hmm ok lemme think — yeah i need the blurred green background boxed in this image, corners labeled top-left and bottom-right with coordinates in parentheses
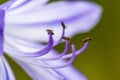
top-left (1, 0), bottom-right (120, 80)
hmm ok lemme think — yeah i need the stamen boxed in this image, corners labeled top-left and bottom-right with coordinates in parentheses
top-left (5, 18), bottom-right (91, 69)
top-left (38, 37), bottom-right (91, 60)
top-left (61, 21), bottom-right (67, 29)
top-left (60, 37), bottom-right (91, 59)
top-left (83, 37), bottom-right (92, 43)
top-left (62, 36), bottom-right (70, 41)
top-left (21, 43), bottom-right (76, 69)
top-left (40, 39), bottom-right (69, 60)
top-left (46, 29), bottom-right (54, 35)
top-left (32, 31), bottom-right (54, 57)
top-left (53, 22), bottom-right (66, 46)
top-left (5, 30), bottom-right (54, 57)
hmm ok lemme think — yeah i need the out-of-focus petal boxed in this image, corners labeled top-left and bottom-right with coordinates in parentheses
top-left (55, 66), bottom-right (87, 80)
top-left (6, 55), bottom-right (64, 80)
top-left (0, 57), bottom-right (15, 80)
top-left (6, 0), bottom-right (49, 14)
top-left (0, 9), bottom-right (4, 55)
top-left (0, 0), bottom-right (16, 10)
top-left (5, 1), bottom-right (102, 42)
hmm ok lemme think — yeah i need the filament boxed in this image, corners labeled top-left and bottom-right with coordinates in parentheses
top-left (41, 40), bottom-right (69, 60)
top-left (5, 30), bottom-right (54, 57)
top-left (53, 22), bottom-right (66, 46)
top-left (61, 42), bottom-right (88, 59)
top-left (17, 44), bottom-right (76, 69)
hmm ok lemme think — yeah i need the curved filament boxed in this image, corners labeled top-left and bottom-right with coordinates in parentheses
top-left (38, 41), bottom-right (89, 60)
top-left (24, 44), bottom-right (76, 69)
top-left (41, 40), bottom-right (69, 60)
top-left (5, 32), bottom-right (54, 57)
top-left (53, 22), bottom-right (66, 46)
top-left (61, 42), bottom-right (88, 59)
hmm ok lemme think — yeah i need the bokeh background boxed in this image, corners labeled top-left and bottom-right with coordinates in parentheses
top-left (1, 0), bottom-right (120, 80)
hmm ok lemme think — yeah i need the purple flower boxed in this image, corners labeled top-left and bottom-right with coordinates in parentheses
top-left (0, 0), bottom-right (102, 80)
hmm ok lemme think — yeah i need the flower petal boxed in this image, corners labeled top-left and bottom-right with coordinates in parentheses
top-left (0, 9), bottom-right (4, 55)
top-left (5, 1), bottom-right (102, 42)
top-left (6, 55), bottom-right (64, 80)
top-left (6, 0), bottom-right (49, 14)
top-left (5, 33), bottom-right (43, 52)
top-left (0, 0), bottom-right (16, 10)
top-left (0, 56), bottom-right (15, 80)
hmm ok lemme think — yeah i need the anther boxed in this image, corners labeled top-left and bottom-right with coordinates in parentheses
top-left (62, 36), bottom-right (70, 41)
top-left (62, 36), bottom-right (73, 45)
top-left (83, 37), bottom-right (92, 43)
top-left (46, 29), bottom-right (54, 35)
top-left (61, 21), bottom-right (67, 30)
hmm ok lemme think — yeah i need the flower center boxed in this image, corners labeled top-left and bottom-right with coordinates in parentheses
top-left (5, 22), bottom-right (91, 69)
top-left (0, 9), bottom-right (4, 56)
